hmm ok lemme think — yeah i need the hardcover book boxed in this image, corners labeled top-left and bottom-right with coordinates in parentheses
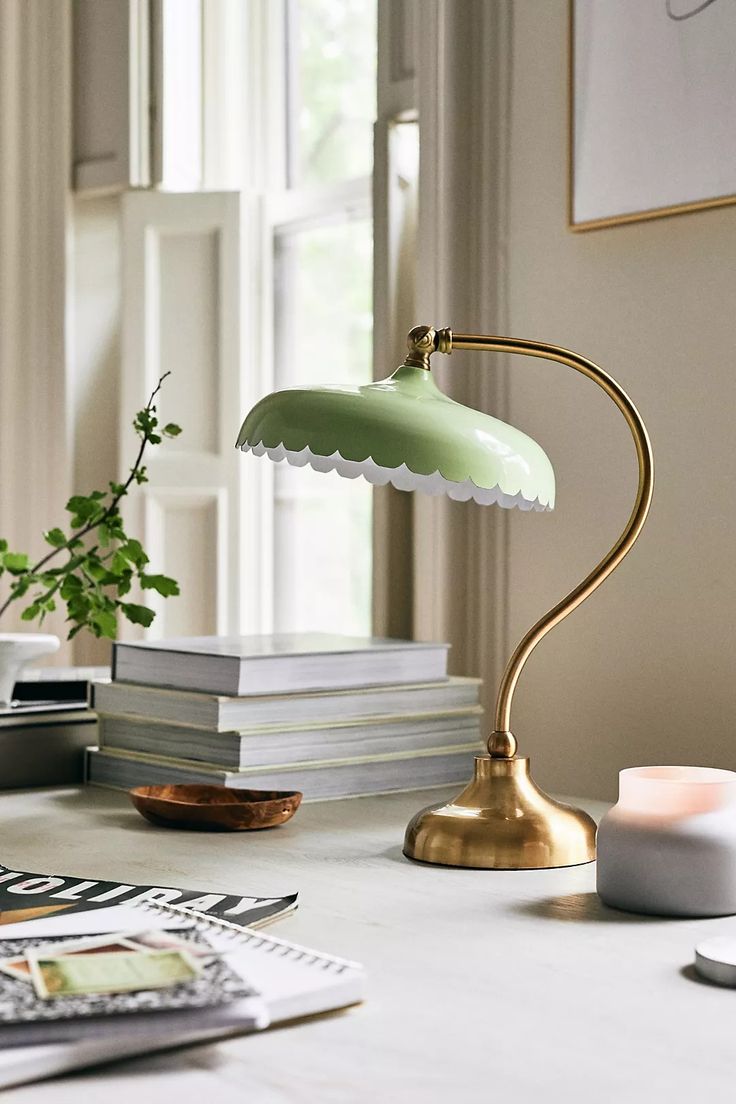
top-left (86, 743), bottom-right (480, 800)
top-left (112, 633), bottom-right (450, 696)
top-left (93, 675), bottom-right (480, 732)
top-left (97, 710), bottom-right (483, 768)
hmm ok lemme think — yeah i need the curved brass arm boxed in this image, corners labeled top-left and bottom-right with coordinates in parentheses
top-left (434, 328), bottom-right (654, 757)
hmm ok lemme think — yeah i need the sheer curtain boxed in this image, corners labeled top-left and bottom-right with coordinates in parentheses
top-left (0, 0), bottom-right (72, 656)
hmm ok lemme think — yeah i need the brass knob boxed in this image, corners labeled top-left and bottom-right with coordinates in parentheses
top-left (487, 730), bottom-right (518, 758)
top-left (407, 325), bottom-right (436, 355)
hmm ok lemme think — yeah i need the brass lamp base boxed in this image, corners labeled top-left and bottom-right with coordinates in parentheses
top-left (403, 756), bottom-right (596, 869)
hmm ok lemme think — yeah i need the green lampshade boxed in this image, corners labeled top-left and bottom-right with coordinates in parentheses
top-left (236, 363), bottom-right (554, 511)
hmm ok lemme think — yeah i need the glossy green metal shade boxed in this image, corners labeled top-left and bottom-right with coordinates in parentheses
top-left (236, 364), bottom-right (555, 511)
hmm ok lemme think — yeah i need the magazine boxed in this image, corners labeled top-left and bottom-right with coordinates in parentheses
top-left (0, 863), bottom-right (297, 940)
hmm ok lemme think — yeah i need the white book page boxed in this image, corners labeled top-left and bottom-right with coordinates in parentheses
top-left (208, 929), bottom-right (365, 1022)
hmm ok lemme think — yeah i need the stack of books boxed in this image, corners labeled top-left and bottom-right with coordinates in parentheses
top-left (0, 861), bottom-right (361, 1089)
top-left (86, 634), bottom-right (483, 800)
top-left (0, 667), bottom-right (106, 789)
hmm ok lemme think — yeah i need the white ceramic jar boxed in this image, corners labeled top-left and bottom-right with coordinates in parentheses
top-left (597, 766), bottom-right (736, 918)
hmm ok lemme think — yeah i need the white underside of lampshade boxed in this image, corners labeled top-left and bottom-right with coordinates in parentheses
top-left (240, 441), bottom-right (552, 511)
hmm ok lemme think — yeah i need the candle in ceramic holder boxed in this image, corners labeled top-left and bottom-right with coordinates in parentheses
top-left (597, 766), bottom-right (736, 917)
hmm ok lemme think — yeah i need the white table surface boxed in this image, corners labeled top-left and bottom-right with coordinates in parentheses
top-left (0, 784), bottom-right (734, 1104)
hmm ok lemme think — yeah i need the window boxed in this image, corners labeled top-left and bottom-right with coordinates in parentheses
top-left (265, 0), bottom-right (377, 636)
top-left (74, 0), bottom-right (381, 647)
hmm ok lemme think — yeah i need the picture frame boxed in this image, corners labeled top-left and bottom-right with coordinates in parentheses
top-left (569, 0), bottom-right (736, 231)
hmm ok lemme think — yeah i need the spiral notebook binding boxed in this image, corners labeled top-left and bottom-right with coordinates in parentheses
top-left (134, 898), bottom-right (360, 975)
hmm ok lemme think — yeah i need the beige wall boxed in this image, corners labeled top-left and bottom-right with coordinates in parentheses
top-left (501, 1), bottom-right (736, 800)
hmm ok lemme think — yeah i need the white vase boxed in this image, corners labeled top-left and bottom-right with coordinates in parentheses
top-left (0, 634), bottom-right (61, 707)
top-left (597, 765), bottom-right (736, 918)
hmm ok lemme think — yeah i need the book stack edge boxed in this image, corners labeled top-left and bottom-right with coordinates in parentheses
top-left (86, 634), bottom-right (483, 800)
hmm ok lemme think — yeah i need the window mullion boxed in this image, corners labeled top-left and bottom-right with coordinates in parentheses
top-left (266, 175), bottom-right (372, 233)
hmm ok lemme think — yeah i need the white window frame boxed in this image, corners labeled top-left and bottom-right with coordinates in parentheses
top-left (238, 0), bottom-right (375, 634)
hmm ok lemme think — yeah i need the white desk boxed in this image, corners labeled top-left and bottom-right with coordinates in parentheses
top-left (0, 785), bottom-right (733, 1103)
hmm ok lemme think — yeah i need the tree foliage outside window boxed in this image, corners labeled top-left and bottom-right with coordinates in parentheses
top-left (287, 0), bottom-right (377, 186)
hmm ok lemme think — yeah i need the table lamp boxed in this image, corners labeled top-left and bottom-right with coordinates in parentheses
top-left (236, 325), bottom-right (654, 869)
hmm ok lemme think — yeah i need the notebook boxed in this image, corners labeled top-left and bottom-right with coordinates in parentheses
top-left (0, 924), bottom-right (264, 1046)
top-left (0, 899), bottom-right (365, 1090)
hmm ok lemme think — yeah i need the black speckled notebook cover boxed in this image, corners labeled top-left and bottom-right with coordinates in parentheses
top-left (0, 927), bottom-right (254, 1025)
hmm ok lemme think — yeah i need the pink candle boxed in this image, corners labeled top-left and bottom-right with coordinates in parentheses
top-left (617, 765), bottom-right (736, 817)
top-left (597, 765), bottom-right (736, 917)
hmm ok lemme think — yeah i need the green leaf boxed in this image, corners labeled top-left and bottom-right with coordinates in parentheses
top-left (4, 552), bottom-right (29, 575)
top-left (43, 528), bottom-right (67, 548)
top-left (133, 410), bottom-right (158, 436)
top-left (111, 552), bottom-right (130, 575)
top-left (20, 604), bottom-right (40, 622)
top-left (90, 608), bottom-right (118, 638)
top-left (85, 559), bottom-right (108, 582)
top-left (97, 570), bottom-right (123, 587)
top-left (121, 602), bottom-right (155, 628)
top-left (65, 495), bottom-right (98, 521)
top-left (109, 481), bottom-right (125, 497)
top-left (0, 539), bottom-right (7, 553)
top-left (105, 522), bottom-right (126, 542)
top-left (40, 570), bottom-right (64, 583)
top-left (140, 573), bottom-right (180, 597)
top-left (118, 539), bottom-right (148, 568)
top-left (67, 595), bottom-right (91, 620)
top-left (60, 574), bottom-right (83, 599)
top-left (163, 423), bottom-right (182, 437)
top-left (97, 523), bottom-right (112, 546)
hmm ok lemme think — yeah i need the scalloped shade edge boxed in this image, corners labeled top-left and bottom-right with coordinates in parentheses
top-left (240, 441), bottom-right (552, 512)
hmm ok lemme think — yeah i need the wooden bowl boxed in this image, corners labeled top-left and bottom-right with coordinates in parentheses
top-left (129, 784), bottom-right (302, 831)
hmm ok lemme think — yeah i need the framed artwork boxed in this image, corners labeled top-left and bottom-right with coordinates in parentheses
top-left (570, 0), bottom-right (736, 230)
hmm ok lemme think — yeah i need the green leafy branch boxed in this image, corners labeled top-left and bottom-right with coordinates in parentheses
top-left (0, 374), bottom-right (182, 640)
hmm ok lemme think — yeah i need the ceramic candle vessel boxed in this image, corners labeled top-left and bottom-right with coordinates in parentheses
top-left (0, 634), bottom-right (60, 707)
top-left (597, 766), bottom-right (736, 917)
